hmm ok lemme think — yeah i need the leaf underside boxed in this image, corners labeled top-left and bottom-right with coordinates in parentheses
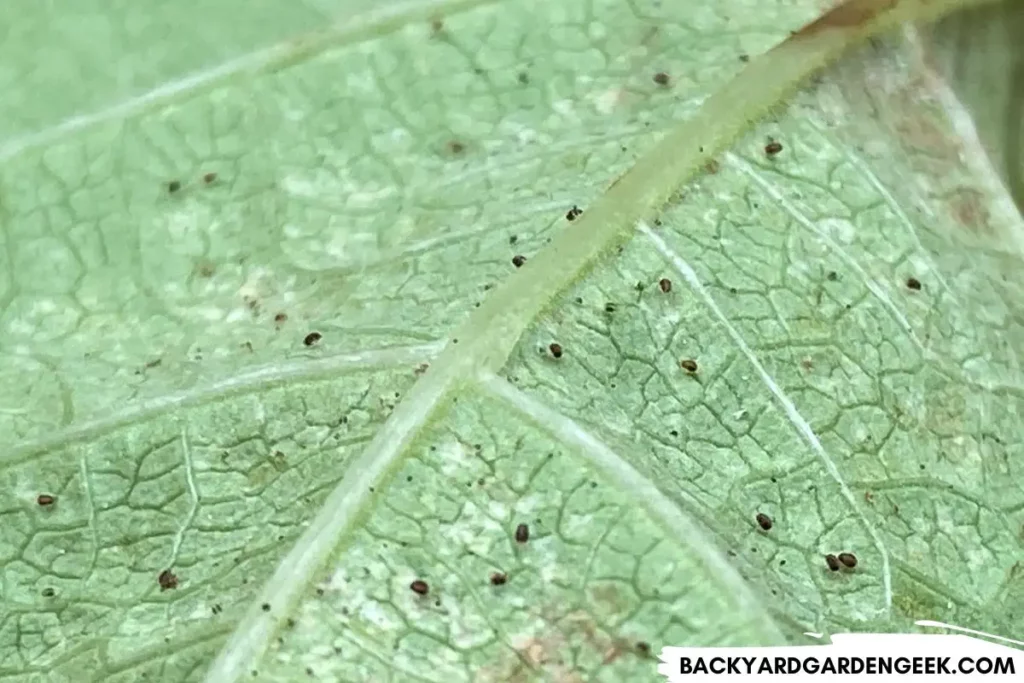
top-left (1, 0), bottom-right (1023, 682)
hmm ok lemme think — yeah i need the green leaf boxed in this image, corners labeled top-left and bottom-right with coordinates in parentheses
top-left (2, 0), bottom-right (1021, 681)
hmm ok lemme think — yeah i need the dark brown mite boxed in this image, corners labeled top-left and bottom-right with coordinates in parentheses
top-left (604, 302), bottom-right (616, 313)
top-left (653, 72), bottom-right (670, 86)
top-left (515, 523), bottom-right (529, 543)
top-left (659, 278), bottom-right (672, 293)
top-left (566, 205), bottom-right (583, 221)
top-left (490, 572), bottom-right (508, 585)
top-left (202, 172), bottom-right (217, 184)
top-left (906, 277), bottom-right (921, 291)
top-left (756, 513), bottom-right (772, 531)
top-left (764, 141), bottom-right (783, 157)
top-left (636, 641), bottom-right (652, 656)
top-left (549, 343), bottom-right (563, 358)
top-left (680, 359), bottom-right (698, 373)
top-left (158, 569), bottom-right (179, 591)
top-left (512, 255), bottom-right (526, 268)
top-left (838, 552), bottom-right (857, 568)
top-left (303, 331), bottom-right (322, 347)
top-left (274, 312), bottom-right (287, 324)
top-left (410, 579), bottom-right (429, 595)
top-left (261, 602), bottom-right (271, 611)
top-left (41, 587), bottom-right (56, 598)
top-left (825, 554), bottom-right (840, 571)
top-left (168, 180), bottom-right (181, 193)
top-left (37, 494), bottom-right (55, 507)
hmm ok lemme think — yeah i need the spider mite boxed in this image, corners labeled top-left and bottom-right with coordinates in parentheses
top-left (158, 569), bottom-right (179, 591)
top-left (652, 72), bottom-right (670, 86)
top-left (825, 554), bottom-right (840, 571)
top-left (659, 278), bottom-right (672, 293)
top-left (755, 513), bottom-right (772, 531)
top-left (512, 255), bottom-right (526, 268)
top-left (490, 572), bottom-right (508, 585)
top-left (548, 343), bottom-right (563, 358)
top-left (303, 331), bottom-right (322, 346)
top-left (764, 140), bottom-right (783, 157)
top-left (566, 205), bottom-right (583, 221)
top-left (838, 552), bottom-right (857, 568)
top-left (515, 523), bottom-right (529, 543)
top-left (410, 579), bottom-right (429, 595)
top-left (37, 494), bottom-right (56, 507)
top-left (680, 359), bottom-right (698, 373)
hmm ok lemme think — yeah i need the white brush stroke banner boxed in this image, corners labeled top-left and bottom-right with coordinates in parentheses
top-left (659, 623), bottom-right (1023, 682)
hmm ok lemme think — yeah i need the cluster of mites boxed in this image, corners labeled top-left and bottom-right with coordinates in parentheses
top-left (756, 513), bottom-right (857, 571)
top-left (411, 522), bottom-right (528, 595)
top-left (166, 172), bottom-right (217, 193)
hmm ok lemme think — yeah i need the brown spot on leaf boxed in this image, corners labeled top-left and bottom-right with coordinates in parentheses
top-left (949, 188), bottom-right (991, 235)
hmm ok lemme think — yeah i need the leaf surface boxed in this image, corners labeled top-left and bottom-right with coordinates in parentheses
top-left (2, 0), bottom-right (1022, 682)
